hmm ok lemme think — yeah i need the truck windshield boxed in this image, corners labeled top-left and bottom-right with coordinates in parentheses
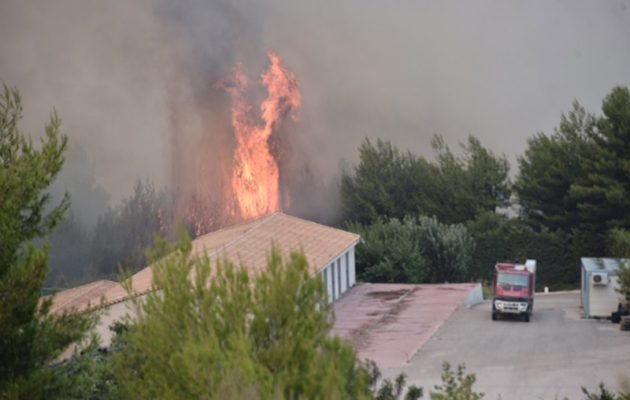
top-left (497, 273), bottom-right (529, 289)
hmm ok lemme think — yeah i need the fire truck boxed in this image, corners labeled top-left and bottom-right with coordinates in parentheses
top-left (491, 260), bottom-right (536, 322)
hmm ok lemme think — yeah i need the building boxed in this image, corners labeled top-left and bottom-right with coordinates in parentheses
top-left (581, 257), bottom-right (628, 318)
top-left (51, 212), bottom-right (360, 345)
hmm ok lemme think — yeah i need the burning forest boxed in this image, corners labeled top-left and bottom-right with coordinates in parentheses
top-left (175, 52), bottom-right (301, 236)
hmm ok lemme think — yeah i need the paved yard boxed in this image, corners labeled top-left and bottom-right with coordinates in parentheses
top-left (383, 292), bottom-right (630, 400)
top-left (331, 283), bottom-right (480, 368)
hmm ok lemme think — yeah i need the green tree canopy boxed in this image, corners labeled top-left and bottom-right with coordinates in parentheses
top-left (570, 86), bottom-right (630, 232)
top-left (0, 84), bottom-right (93, 398)
top-left (515, 101), bottom-right (594, 231)
top-left (350, 216), bottom-right (475, 284)
top-left (515, 86), bottom-right (630, 257)
top-left (341, 135), bottom-right (509, 226)
top-left (113, 236), bottom-right (373, 399)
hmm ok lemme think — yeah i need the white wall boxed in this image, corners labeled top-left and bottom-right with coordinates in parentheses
top-left (589, 275), bottom-right (622, 317)
top-left (93, 246), bottom-right (358, 349)
top-left (320, 245), bottom-right (357, 304)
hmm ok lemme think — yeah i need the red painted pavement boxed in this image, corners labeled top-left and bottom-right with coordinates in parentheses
top-left (331, 283), bottom-right (478, 368)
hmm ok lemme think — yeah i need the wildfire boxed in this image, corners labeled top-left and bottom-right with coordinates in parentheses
top-left (220, 52), bottom-right (301, 220)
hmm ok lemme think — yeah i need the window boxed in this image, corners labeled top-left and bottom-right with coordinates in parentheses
top-left (497, 273), bottom-right (529, 289)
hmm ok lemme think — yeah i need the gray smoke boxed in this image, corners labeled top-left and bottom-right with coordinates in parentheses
top-left (1, 0), bottom-right (629, 224)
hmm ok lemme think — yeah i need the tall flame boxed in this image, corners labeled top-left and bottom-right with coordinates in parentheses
top-left (221, 52), bottom-right (301, 220)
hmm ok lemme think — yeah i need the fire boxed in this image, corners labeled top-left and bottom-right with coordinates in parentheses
top-left (220, 52), bottom-right (301, 220)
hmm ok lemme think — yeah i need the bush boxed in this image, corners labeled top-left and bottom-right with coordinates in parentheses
top-left (365, 360), bottom-right (423, 400)
top-left (430, 362), bottom-right (483, 400)
top-left (113, 235), bottom-right (373, 399)
top-left (350, 216), bottom-right (475, 284)
top-left (581, 383), bottom-right (630, 400)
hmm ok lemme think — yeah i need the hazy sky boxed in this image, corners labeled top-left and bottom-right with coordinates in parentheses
top-left (1, 0), bottom-right (629, 203)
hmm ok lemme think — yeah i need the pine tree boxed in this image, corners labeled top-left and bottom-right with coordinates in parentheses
top-left (0, 83), bottom-right (94, 398)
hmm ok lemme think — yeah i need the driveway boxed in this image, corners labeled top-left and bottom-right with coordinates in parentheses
top-left (383, 292), bottom-right (630, 400)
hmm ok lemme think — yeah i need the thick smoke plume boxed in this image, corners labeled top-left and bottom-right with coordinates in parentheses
top-left (1, 0), bottom-right (629, 228)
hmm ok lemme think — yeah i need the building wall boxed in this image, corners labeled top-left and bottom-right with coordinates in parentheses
top-left (320, 246), bottom-right (357, 303)
top-left (589, 275), bottom-right (621, 317)
top-left (582, 270), bottom-right (622, 317)
top-left (90, 246), bottom-right (358, 350)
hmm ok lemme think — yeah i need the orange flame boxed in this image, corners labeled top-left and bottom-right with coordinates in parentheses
top-left (221, 52), bottom-right (301, 220)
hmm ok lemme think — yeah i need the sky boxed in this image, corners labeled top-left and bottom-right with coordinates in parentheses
top-left (1, 0), bottom-right (629, 212)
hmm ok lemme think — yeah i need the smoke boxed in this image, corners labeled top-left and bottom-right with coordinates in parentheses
top-left (1, 0), bottom-right (629, 226)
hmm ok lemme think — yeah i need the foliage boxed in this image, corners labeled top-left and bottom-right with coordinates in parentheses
top-left (349, 218), bottom-right (427, 283)
top-left (46, 212), bottom-right (92, 290)
top-left (431, 135), bottom-right (511, 224)
top-left (350, 216), bottom-right (475, 284)
top-left (581, 383), bottom-right (630, 400)
top-left (466, 212), bottom-right (577, 289)
top-left (608, 229), bottom-right (630, 258)
top-left (570, 87), bottom-right (630, 233)
top-left (615, 262), bottom-right (630, 307)
top-left (429, 362), bottom-right (483, 400)
top-left (45, 323), bottom-right (129, 400)
top-left (341, 135), bottom-right (509, 226)
top-left (365, 360), bottom-right (423, 400)
top-left (45, 179), bottom-right (175, 288)
top-left (515, 101), bottom-right (594, 231)
top-left (0, 83), bottom-right (94, 398)
top-left (340, 138), bottom-right (431, 224)
top-left (516, 86), bottom-right (630, 259)
top-left (607, 228), bottom-right (630, 306)
top-left (113, 234), bottom-right (373, 399)
top-left (90, 180), bottom-right (172, 279)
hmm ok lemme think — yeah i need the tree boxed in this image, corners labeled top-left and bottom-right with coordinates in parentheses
top-left (0, 84), bottom-right (94, 397)
top-left (340, 138), bottom-right (434, 224)
top-left (46, 212), bottom-right (92, 289)
top-left (466, 212), bottom-right (576, 289)
top-left (90, 180), bottom-right (172, 279)
top-left (570, 87), bottom-right (630, 232)
top-left (516, 87), bottom-right (630, 260)
top-left (431, 135), bottom-right (510, 224)
top-left (113, 235), bottom-right (373, 399)
top-left (350, 216), bottom-right (475, 284)
top-left (341, 135), bottom-right (509, 226)
top-left (581, 383), bottom-right (630, 400)
top-left (608, 228), bottom-right (630, 258)
top-left (515, 101), bottom-right (594, 231)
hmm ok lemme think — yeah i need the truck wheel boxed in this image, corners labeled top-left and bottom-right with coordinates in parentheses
top-left (612, 311), bottom-right (621, 324)
top-left (492, 312), bottom-right (498, 321)
top-left (523, 314), bottom-right (530, 322)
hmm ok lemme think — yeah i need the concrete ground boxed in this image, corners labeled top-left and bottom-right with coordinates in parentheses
top-left (383, 292), bottom-right (630, 400)
top-left (331, 283), bottom-right (480, 368)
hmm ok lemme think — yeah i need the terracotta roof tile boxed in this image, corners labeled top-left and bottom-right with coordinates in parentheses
top-left (49, 280), bottom-right (120, 314)
top-left (52, 213), bottom-right (359, 314)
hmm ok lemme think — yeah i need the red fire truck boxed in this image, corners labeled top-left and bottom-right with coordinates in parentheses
top-left (491, 260), bottom-right (536, 322)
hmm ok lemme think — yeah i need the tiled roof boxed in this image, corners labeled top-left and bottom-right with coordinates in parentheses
top-left (48, 280), bottom-right (119, 314)
top-left (51, 213), bottom-right (359, 314)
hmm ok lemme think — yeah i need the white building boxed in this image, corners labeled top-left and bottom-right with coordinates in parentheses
top-left (581, 257), bottom-right (628, 318)
top-left (51, 212), bottom-right (360, 345)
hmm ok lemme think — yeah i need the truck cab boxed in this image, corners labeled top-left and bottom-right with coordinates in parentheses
top-left (492, 260), bottom-right (536, 322)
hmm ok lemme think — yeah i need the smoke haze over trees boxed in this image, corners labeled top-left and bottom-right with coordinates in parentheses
top-left (1, 1), bottom-right (629, 216)
top-left (1, 1), bottom-right (629, 287)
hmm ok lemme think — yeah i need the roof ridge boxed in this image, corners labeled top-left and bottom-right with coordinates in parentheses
top-left (278, 212), bottom-right (360, 239)
top-left (195, 212), bottom-right (280, 259)
top-left (52, 280), bottom-right (118, 311)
